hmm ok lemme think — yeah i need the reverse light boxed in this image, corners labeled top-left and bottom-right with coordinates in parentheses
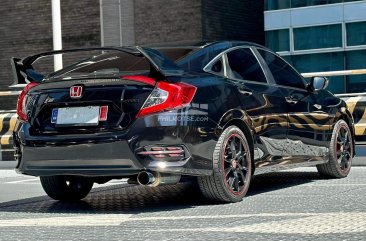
top-left (17, 82), bottom-right (39, 121)
top-left (137, 81), bottom-right (196, 118)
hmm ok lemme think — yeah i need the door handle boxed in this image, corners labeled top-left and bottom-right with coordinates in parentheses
top-left (238, 86), bottom-right (253, 96)
top-left (285, 96), bottom-right (298, 105)
top-left (313, 104), bottom-right (322, 110)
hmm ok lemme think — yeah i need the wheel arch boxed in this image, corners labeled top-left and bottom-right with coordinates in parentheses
top-left (218, 110), bottom-right (256, 173)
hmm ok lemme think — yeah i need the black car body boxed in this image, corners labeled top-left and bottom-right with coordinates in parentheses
top-left (12, 41), bottom-right (355, 203)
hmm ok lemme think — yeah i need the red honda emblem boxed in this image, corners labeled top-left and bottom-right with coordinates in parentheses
top-left (70, 85), bottom-right (83, 98)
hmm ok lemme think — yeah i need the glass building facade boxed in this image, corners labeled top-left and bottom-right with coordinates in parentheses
top-left (265, 0), bottom-right (366, 94)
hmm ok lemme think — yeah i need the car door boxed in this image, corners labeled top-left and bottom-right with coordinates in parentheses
top-left (256, 49), bottom-right (334, 162)
top-left (221, 47), bottom-right (289, 168)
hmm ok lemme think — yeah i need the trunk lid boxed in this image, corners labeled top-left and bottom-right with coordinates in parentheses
top-left (12, 47), bottom-right (185, 135)
top-left (27, 76), bottom-right (155, 135)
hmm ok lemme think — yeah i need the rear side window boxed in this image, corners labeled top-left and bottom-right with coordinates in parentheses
top-left (211, 59), bottom-right (224, 74)
top-left (177, 43), bottom-right (230, 72)
top-left (258, 49), bottom-right (305, 89)
top-left (226, 48), bottom-right (267, 83)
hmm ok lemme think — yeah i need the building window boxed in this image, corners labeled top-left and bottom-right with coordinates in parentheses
top-left (293, 24), bottom-right (342, 50)
top-left (291, 0), bottom-right (342, 8)
top-left (346, 50), bottom-right (366, 93)
top-left (266, 29), bottom-right (290, 52)
top-left (343, 0), bottom-right (364, 2)
top-left (286, 52), bottom-right (345, 93)
top-left (266, 0), bottom-right (363, 11)
top-left (346, 21), bottom-right (366, 47)
top-left (265, 0), bottom-right (290, 10)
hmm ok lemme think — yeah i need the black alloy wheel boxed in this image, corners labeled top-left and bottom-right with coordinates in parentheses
top-left (222, 133), bottom-right (250, 195)
top-left (317, 120), bottom-right (353, 178)
top-left (335, 124), bottom-right (352, 173)
top-left (198, 125), bottom-right (252, 203)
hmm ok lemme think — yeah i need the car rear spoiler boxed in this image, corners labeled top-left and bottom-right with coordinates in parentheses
top-left (10, 46), bottom-right (184, 87)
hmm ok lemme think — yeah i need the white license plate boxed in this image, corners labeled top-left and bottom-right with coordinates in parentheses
top-left (51, 106), bottom-right (100, 126)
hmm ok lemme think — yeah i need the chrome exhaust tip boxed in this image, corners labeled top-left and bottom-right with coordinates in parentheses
top-left (137, 171), bottom-right (156, 185)
top-left (137, 171), bottom-right (181, 186)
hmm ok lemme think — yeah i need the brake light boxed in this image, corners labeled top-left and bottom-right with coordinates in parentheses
top-left (121, 75), bottom-right (156, 86)
top-left (137, 82), bottom-right (196, 118)
top-left (16, 82), bottom-right (39, 121)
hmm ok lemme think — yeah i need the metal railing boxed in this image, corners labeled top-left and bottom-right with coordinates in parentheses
top-left (302, 69), bottom-right (366, 78)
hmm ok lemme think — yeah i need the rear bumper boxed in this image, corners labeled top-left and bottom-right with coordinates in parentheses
top-left (16, 140), bottom-right (143, 176)
top-left (14, 113), bottom-right (218, 177)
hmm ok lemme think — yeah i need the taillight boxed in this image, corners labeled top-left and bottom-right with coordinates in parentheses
top-left (99, 105), bottom-right (108, 121)
top-left (137, 82), bottom-right (197, 118)
top-left (17, 82), bottom-right (39, 121)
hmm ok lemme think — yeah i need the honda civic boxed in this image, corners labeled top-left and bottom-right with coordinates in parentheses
top-left (12, 41), bottom-right (355, 203)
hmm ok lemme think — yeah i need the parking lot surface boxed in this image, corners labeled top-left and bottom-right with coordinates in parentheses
top-left (1, 163), bottom-right (366, 241)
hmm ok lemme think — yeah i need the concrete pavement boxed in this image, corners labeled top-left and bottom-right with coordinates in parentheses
top-left (1, 166), bottom-right (366, 240)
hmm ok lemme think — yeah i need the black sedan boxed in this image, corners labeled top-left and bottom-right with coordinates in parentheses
top-left (12, 41), bottom-right (355, 203)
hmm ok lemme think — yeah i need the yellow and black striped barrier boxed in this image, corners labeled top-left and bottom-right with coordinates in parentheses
top-left (0, 90), bottom-right (21, 97)
top-left (0, 112), bottom-right (17, 161)
top-left (0, 89), bottom-right (21, 160)
top-left (338, 94), bottom-right (366, 142)
top-left (0, 112), bottom-right (17, 145)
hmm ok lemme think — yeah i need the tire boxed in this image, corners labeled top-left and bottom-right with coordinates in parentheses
top-left (197, 125), bottom-right (252, 203)
top-left (317, 120), bottom-right (353, 178)
top-left (40, 176), bottom-right (93, 201)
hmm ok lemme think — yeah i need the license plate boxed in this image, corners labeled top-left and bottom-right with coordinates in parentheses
top-left (51, 106), bottom-right (100, 126)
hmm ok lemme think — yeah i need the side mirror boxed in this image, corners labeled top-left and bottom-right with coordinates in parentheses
top-left (309, 76), bottom-right (329, 91)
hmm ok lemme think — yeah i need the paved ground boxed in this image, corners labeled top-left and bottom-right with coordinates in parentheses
top-left (1, 163), bottom-right (366, 241)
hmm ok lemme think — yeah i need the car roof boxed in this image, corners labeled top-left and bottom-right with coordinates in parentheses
top-left (144, 40), bottom-right (268, 51)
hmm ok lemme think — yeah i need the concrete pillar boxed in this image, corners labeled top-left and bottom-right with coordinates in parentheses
top-left (100, 0), bottom-right (135, 47)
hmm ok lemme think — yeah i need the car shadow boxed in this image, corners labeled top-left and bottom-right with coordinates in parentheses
top-left (248, 171), bottom-right (321, 196)
top-left (0, 171), bottom-right (321, 214)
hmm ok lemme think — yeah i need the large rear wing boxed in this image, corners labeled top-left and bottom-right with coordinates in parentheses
top-left (10, 46), bottom-right (184, 86)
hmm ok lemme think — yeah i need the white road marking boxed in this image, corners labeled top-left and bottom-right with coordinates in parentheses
top-left (1, 212), bottom-right (366, 233)
top-left (0, 170), bottom-right (20, 179)
top-left (0, 213), bottom-right (310, 227)
top-left (4, 180), bottom-right (128, 186)
top-left (0, 214), bottom-right (133, 227)
top-left (303, 183), bottom-right (366, 187)
top-left (1, 173), bottom-right (128, 186)
top-left (147, 212), bottom-right (366, 234)
top-left (94, 181), bottom-right (128, 188)
top-left (5, 178), bottom-right (39, 184)
top-left (125, 213), bottom-right (317, 221)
